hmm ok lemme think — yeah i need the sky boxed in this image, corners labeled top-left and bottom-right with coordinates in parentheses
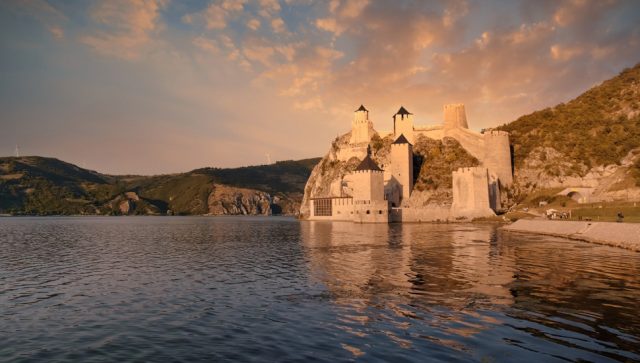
top-left (1, 0), bottom-right (639, 175)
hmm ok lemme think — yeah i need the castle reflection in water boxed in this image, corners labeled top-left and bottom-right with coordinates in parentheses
top-left (298, 221), bottom-right (640, 358)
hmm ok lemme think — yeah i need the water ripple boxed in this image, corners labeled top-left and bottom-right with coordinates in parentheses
top-left (1, 217), bottom-right (639, 362)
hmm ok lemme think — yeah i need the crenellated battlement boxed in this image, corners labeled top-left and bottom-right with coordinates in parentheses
top-left (354, 169), bottom-right (383, 174)
top-left (453, 166), bottom-right (487, 175)
top-left (484, 130), bottom-right (509, 137)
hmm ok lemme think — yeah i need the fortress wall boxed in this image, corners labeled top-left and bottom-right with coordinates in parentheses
top-left (332, 198), bottom-right (354, 220)
top-left (444, 127), bottom-right (486, 160)
top-left (353, 200), bottom-right (389, 223)
top-left (415, 128), bottom-right (444, 140)
top-left (390, 143), bottom-right (413, 202)
top-left (389, 206), bottom-right (451, 222)
top-left (451, 167), bottom-right (495, 218)
top-left (309, 198), bottom-right (354, 221)
top-left (483, 131), bottom-right (513, 186)
top-left (352, 170), bottom-right (385, 201)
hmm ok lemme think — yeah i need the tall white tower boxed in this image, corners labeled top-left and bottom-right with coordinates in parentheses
top-left (349, 104), bottom-right (375, 145)
top-left (393, 106), bottom-right (414, 144)
top-left (390, 134), bottom-right (414, 203)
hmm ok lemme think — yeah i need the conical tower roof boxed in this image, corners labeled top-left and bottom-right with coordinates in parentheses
top-left (355, 154), bottom-right (382, 171)
top-left (392, 134), bottom-right (411, 145)
top-left (395, 106), bottom-right (411, 116)
top-left (355, 104), bottom-right (368, 112)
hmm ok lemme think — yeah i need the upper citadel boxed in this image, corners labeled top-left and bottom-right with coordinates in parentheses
top-left (300, 103), bottom-right (513, 223)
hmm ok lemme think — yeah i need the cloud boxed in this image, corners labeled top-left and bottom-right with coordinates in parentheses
top-left (247, 18), bottom-right (261, 30)
top-left (10, 0), bottom-right (67, 39)
top-left (270, 17), bottom-right (286, 33)
top-left (316, 17), bottom-right (344, 36)
top-left (4, 0), bottom-right (640, 173)
top-left (80, 0), bottom-right (166, 60)
top-left (48, 25), bottom-right (64, 39)
top-left (259, 0), bottom-right (281, 17)
top-left (194, 0), bottom-right (247, 29)
top-left (193, 36), bottom-right (220, 54)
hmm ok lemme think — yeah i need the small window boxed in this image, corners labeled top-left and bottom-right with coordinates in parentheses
top-left (379, 210), bottom-right (382, 214)
top-left (366, 210), bottom-right (370, 214)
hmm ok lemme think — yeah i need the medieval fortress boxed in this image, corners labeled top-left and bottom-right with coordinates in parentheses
top-left (303, 104), bottom-right (513, 223)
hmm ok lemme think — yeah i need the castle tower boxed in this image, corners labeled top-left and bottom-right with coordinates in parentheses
top-left (352, 150), bottom-right (385, 202)
top-left (349, 104), bottom-right (375, 145)
top-left (351, 149), bottom-right (388, 223)
top-left (483, 130), bottom-right (513, 186)
top-left (443, 104), bottom-right (469, 130)
top-left (390, 134), bottom-right (414, 204)
top-left (393, 106), bottom-right (414, 144)
top-left (451, 166), bottom-right (495, 218)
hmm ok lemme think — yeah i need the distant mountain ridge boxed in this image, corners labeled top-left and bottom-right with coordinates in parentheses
top-left (0, 156), bottom-right (320, 216)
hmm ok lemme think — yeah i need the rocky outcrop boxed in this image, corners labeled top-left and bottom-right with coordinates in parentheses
top-left (208, 185), bottom-right (273, 215)
top-left (513, 147), bottom-right (640, 203)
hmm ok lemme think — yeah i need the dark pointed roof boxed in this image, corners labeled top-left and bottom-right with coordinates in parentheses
top-left (355, 104), bottom-right (368, 112)
top-left (392, 134), bottom-right (411, 145)
top-left (395, 106), bottom-right (411, 116)
top-left (355, 154), bottom-right (382, 172)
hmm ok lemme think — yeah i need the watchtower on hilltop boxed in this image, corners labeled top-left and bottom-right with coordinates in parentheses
top-left (349, 104), bottom-right (375, 145)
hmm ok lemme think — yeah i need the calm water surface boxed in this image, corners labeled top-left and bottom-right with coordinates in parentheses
top-left (1, 217), bottom-right (639, 362)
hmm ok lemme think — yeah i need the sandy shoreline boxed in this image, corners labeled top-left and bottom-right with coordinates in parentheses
top-left (501, 219), bottom-right (640, 251)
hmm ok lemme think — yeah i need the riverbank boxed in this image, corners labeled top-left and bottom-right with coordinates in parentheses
top-left (501, 219), bottom-right (640, 251)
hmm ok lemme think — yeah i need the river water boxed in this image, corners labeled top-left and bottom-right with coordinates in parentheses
top-left (1, 216), bottom-right (639, 362)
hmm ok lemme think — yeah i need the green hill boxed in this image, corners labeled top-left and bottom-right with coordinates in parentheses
top-left (498, 63), bottom-right (640, 172)
top-left (0, 156), bottom-right (320, 215)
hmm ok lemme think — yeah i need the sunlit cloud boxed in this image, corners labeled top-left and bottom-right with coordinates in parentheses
top-left (80, 0), bottom-right (166, 60)
top-left (1, 0), bottom-right (640, 173)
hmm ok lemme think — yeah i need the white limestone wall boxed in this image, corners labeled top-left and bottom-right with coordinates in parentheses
top-left (415, 126), bottom-right (444, 140)
top-left (309, 198), bottom-right (354, 221)
top-left (443, 104), bottom-right (469, 130)
top-left (393, 114), bottom-right (415, 144)
top-left (352, 170), bottom-right (385, 201)
top-left (349, 110), bottom-right (375, 145)
top-left (390, 143), bottom-right (413, 203)
top-left (389, 206), bottom-right (451, 222)
top-left (483, 131), bottom-right (513, 186)
top-left (451, 167), bottom-right (495, 218)
top-left (444, 127), bottom-right (486, 160)
top-left (353, 200), bottom-right (389, 223)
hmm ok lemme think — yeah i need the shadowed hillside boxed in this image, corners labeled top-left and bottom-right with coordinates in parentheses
top-left (0, 156), bottom-right (320, 216)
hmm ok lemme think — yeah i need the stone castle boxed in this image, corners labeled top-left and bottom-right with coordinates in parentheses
top-left (304, 104), bottom-right (512, 223)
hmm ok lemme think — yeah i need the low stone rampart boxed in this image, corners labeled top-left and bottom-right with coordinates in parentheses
top-left (390, 206), bottom-right (451, 222)
top-left (502, 220), bottom-right (640, 251)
